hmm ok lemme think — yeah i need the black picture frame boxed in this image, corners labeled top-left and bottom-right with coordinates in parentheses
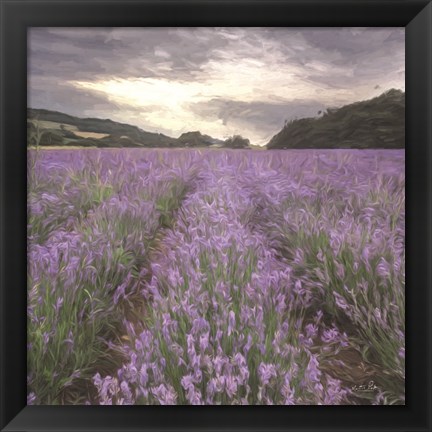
top-left (1, 0), bottom-right (431, 431)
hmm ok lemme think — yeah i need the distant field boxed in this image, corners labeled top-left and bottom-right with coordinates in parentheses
top-left (37, 120), bottom-right (78, 131)
top-left (73, 131), bottom-right (110, 139)
top-left (27, 148), bottom-right (405, 405)
top-left (29, 145), bottom-right (98, 150)
top-left (33, 120), bottom-right (110, 140)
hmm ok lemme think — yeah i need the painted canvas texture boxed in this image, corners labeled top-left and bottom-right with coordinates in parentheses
top-left (27, 28), bottom-right (405, 405)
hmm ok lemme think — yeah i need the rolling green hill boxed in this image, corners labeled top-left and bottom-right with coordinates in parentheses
top-left (267, 89), bottom-right (405, 149)
top-left (28, 108), bottom-right (178, 148)
top-left (28, 90), bottom-right (405, 150)
top-left (27, 108), bottom-right (247, 149)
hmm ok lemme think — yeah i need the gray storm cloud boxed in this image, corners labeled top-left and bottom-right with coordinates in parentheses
top-left (28, 27), bottom-right (405, 145)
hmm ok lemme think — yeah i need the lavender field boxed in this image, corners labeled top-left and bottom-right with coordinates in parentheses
top-left (27, 148), bottom-right (405, 405)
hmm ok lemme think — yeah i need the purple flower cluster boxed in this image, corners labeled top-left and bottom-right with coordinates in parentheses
top-left (27, 148), bottom-right (405, 405)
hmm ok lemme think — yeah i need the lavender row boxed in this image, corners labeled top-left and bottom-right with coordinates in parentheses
top-left (27, 149), bottom-right (404, 404)
top-left (89, 149), bottom-right (404, 405)
top-left (27, 149), bottom-right (202, 404)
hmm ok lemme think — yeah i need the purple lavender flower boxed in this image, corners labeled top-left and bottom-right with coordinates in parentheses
top-left (27, 392), bottom-right (36, 405)
top-left (225, 375), bottom-right (238, 398)
top-left (305, 354), bottom-right (321, 384)
top-left (258, 363), bottom-right (277, 386)
top-left (227, 311), bottom-right (236, 336)
top-left (151, 384), bottom-right (177, 405)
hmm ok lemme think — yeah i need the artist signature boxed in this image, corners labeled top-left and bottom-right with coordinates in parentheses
top-left (351, 380), bottom-right (380, 392)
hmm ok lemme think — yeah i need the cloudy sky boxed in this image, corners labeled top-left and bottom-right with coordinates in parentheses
top-left (28, 27), bottom-right (404, 146)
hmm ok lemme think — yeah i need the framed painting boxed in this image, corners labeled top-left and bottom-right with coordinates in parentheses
top-left (1, 0), bottom-right (431, 431)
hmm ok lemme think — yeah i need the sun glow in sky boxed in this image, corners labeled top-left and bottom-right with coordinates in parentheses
top-left (29, 28), bottom-right (405, 146)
